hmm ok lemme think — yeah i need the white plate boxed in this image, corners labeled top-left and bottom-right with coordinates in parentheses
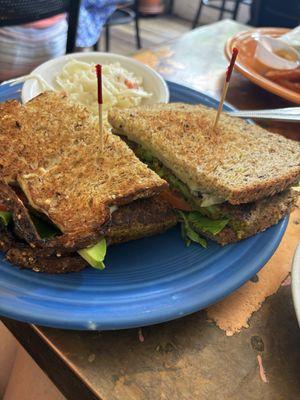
top-left (292, 243), bottom-right (300, 327)
top-left (22, 52), bottom-right (169, 104)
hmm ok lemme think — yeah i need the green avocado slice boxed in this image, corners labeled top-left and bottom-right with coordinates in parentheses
top-left (78, 239), bottom-right (106, 270)
top-left (29, 214), bottom-right (107, 269)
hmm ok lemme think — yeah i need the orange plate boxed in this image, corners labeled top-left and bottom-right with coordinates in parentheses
top-left (225, 28), bottom-right (300, 104)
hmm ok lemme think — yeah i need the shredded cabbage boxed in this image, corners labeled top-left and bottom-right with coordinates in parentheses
top-left (56, 60), bottom-right (152, 115)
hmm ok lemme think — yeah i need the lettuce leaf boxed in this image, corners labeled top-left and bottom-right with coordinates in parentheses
top-left (178, 211), bottom-right (207, 248)
top-left (187, 212), bottom-right (229, 235)
top-left (178, 210), bottom-right (229, 249)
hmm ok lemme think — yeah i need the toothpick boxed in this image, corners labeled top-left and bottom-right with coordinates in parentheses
top-left (95, 64), bottom-right (103, 152)
top-left (212, 47), bottom-right (239, 131)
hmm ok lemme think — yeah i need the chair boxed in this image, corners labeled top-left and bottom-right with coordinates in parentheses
top-left (249, 0), bottom-right (300, 28)
top-left (192, 0), bottom-right (252, 29)
top-left (0, 0), bottom-right (81, 53)
top-left (94, 0), bottom-right (141, 52)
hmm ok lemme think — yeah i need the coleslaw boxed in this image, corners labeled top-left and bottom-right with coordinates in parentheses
top-left (56, 59), bottom-right (152, 115)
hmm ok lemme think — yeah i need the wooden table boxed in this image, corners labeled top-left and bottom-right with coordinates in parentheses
top-left (2, 20), bottom-right (300, 400)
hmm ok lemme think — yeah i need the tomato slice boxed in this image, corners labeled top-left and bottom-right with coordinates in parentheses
top-left (161, 189), bottom-right (193, 212)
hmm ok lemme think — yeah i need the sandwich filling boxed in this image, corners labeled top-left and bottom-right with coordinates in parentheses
top-left (0, 208), bottom-right (107, 270)
top-left (108, 104), bottom-right (299, 245)
top-left (122, 140), bottom-right (230, 246)
top-left (122, 139), bottom-right (297, 246)
top-left (0, 193), bottom-right (177, 273)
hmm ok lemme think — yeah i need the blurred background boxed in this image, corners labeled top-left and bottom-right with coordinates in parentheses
top-left (96, 0), bottom-right (300, 54)
top-left (0, 0), bottom-right (299, 81)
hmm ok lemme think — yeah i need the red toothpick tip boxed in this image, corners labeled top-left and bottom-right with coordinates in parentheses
top-left (212, 47), bottom-right (239, 131)
top-left (95, 64), bottom-right (103, 104)
top-left (226, 47), bottom-right (238, 83)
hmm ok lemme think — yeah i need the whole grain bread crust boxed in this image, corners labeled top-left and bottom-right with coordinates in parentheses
top-left (0, 223), bottom-right (87, 273)
top-left (0, 183), bottom-right (109, 255)
top-left (108, 103), bottom-right (300, 205)
top-left (0, 93), bottom-right (166, 251)
top-left (192, 189), bottom-right (298, 245)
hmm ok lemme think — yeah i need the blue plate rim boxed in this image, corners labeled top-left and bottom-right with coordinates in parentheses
top-left (0, 81), bottom-right (288, 330)
top-left (0, 217), bottom-right (288, 330)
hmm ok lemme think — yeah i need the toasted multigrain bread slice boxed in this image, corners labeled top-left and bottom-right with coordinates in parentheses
top-left (0, 195), bottom-right (176, 273)
top-left (0, 223), bottom-right (87, 274)
top-left (192, 189), bottom-right (297, 245)
top-left (108, 103), bottom-right (300, 205)
top-left (0, 93), bottom-right (166, 252)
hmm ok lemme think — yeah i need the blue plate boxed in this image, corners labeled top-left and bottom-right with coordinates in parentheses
top-left (0, 81), bottom-right (288, 330)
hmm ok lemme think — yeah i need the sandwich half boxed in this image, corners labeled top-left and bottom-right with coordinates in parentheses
top-left (108, 103), bottom-right (300, 245)
top-left (0, 194), bottom-right (176, 273)
top-left (0, 93), bottom-right (176, 273)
